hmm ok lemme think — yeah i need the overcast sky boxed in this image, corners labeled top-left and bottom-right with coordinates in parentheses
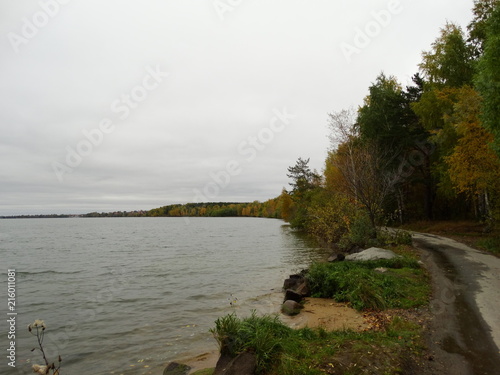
top-left (0, 0), bottom-right (474, 215)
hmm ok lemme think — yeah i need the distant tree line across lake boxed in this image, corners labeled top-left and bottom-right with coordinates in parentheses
top-left (0, 200), bottom-right (285, 219)
top-left (66, 201), bottom-right (284, 218)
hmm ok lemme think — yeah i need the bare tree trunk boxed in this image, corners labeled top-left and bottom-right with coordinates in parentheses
top-left (484, 190), bottom-right (491, 220)
top-left (397, 187), bottom-right (405, 225)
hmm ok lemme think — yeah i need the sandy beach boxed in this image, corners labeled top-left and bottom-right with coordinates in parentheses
top-left (281, 298), bottom-right (368, 331)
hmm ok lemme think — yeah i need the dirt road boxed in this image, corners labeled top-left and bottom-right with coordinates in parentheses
top-left (412, 231), bottom-right (500, 375)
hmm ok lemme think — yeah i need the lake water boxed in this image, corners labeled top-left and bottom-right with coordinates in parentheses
top-left (0, 217), bottom-right (328, 375)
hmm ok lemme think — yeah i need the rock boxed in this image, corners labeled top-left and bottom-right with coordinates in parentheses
top-left (281, 300), bottom-right (302, 315)
top-left (284, 289), bottom-right (302, 303)
top-left (163, 362), bottom-right (191, 375)
top-left (214, 352), bottom-right (257, 375)
top-left (283, 278), bottom-right (299, 290)
top-left (295, 282), bottom-right (311, 297)
top-left (284, 274), bottom-right (306, 290)
top-left (214, 354), bottom-right (232, 375)
top-left (349, 245), bottom-right (364, 254)
top-left (345, 247), bottom-right (400, 261)
top-left (327, 253), bottom-right (345, 262)
top-left (374, 267), bottom-right (388, 273)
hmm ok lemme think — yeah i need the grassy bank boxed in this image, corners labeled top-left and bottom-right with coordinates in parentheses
top-left (203, 244), bottom-right (432, 374)
top-left (208, 311), bottom-right (427, 375)
top-left (306, 255), bottom-right (429, 311)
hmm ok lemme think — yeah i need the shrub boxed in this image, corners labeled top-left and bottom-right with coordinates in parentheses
top-left (339, 211), bottom-right (379, 250)
top-left (478, 235), bottom-right (500, 254)
top-left (378, 229), bottom-right (413, 246)
top-left (210, 312), bottom-right (293, 373)
top-left (304, 192), bottom-right (358, 246)
top-left (306, 259), bottom-right (427, 310)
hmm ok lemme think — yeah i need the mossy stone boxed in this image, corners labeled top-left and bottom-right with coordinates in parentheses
top-left (163, 362), bottom-right (191, 375)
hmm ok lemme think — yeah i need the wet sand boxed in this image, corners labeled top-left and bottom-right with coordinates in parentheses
top-left (282, 297), bottom-right (368, 331)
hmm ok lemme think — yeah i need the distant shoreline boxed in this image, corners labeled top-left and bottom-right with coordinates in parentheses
top-left (0, 214), bottom-right (280, 219)
top-left (0, 214), bottom-right (80, 219)
top-left (1, 199), bottom-right (284, 220)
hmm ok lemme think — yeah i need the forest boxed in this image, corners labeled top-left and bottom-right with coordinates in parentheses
top-left (276, 0), bottom-right (500, 249)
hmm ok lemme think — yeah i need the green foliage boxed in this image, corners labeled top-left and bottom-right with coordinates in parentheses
top-left (477, 235), bottom-right (500, 254)
top-left (304, 191), bottom-right (357, 245)
top-left (420, 23), bottom-right (475, 88)
top-left (306, 260), bottom-right (428, 311)
top-left (377, 229), bottom-right (413, 246)
top-left (468, 0), bottom-right (500, 56)
top-left (476, 3), bottom-right (500, 156)
top-left (211, 312), bottom-right (424, 375)
top-left (288, 202), bottom-right (311, 230)
top-left (285, 157), bottom-right (323, 230)
top-left (286, 157), bottom-right (321, 198)
top-left (338, 211), bottom-right (378, 250)
top-left (358, 73), bottom-right (422, 152)
top-left (210, 312), bottom-right (292, 373)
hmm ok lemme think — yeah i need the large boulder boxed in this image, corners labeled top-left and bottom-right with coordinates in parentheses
top-left (214, 352), bottom-right (257, 375)
top-left (214, 354), bottom-right (232, 375)
top-left (281, 300), bottom-right (302, 316)
top-left (295, 282), bottom-right (311, 297)
top-left (284, 289), bottom-right (302, 303)
top-left (345, 247), bottom-right (399, 261)
top-left (283, 274), bottom-right (305, 290)
top-left (327, 253), bottom-right (345, 262)
top-left (283, 278), bottom-right (299, 290)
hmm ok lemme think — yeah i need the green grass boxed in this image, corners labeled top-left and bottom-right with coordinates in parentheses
top-left (306, 258), bottom-right (430, 311)
top-left (210, 313), bottom-right (424, 375)
top-left (208, 242), bottom-right (431, 374)
top-left (477, 235), bottom-right (500, 254)
top-left (210, 312), bottom-right (293, 373)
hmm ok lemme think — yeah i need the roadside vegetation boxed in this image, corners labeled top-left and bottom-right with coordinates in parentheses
top-left (402, 220), bottom-right (500, 255)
